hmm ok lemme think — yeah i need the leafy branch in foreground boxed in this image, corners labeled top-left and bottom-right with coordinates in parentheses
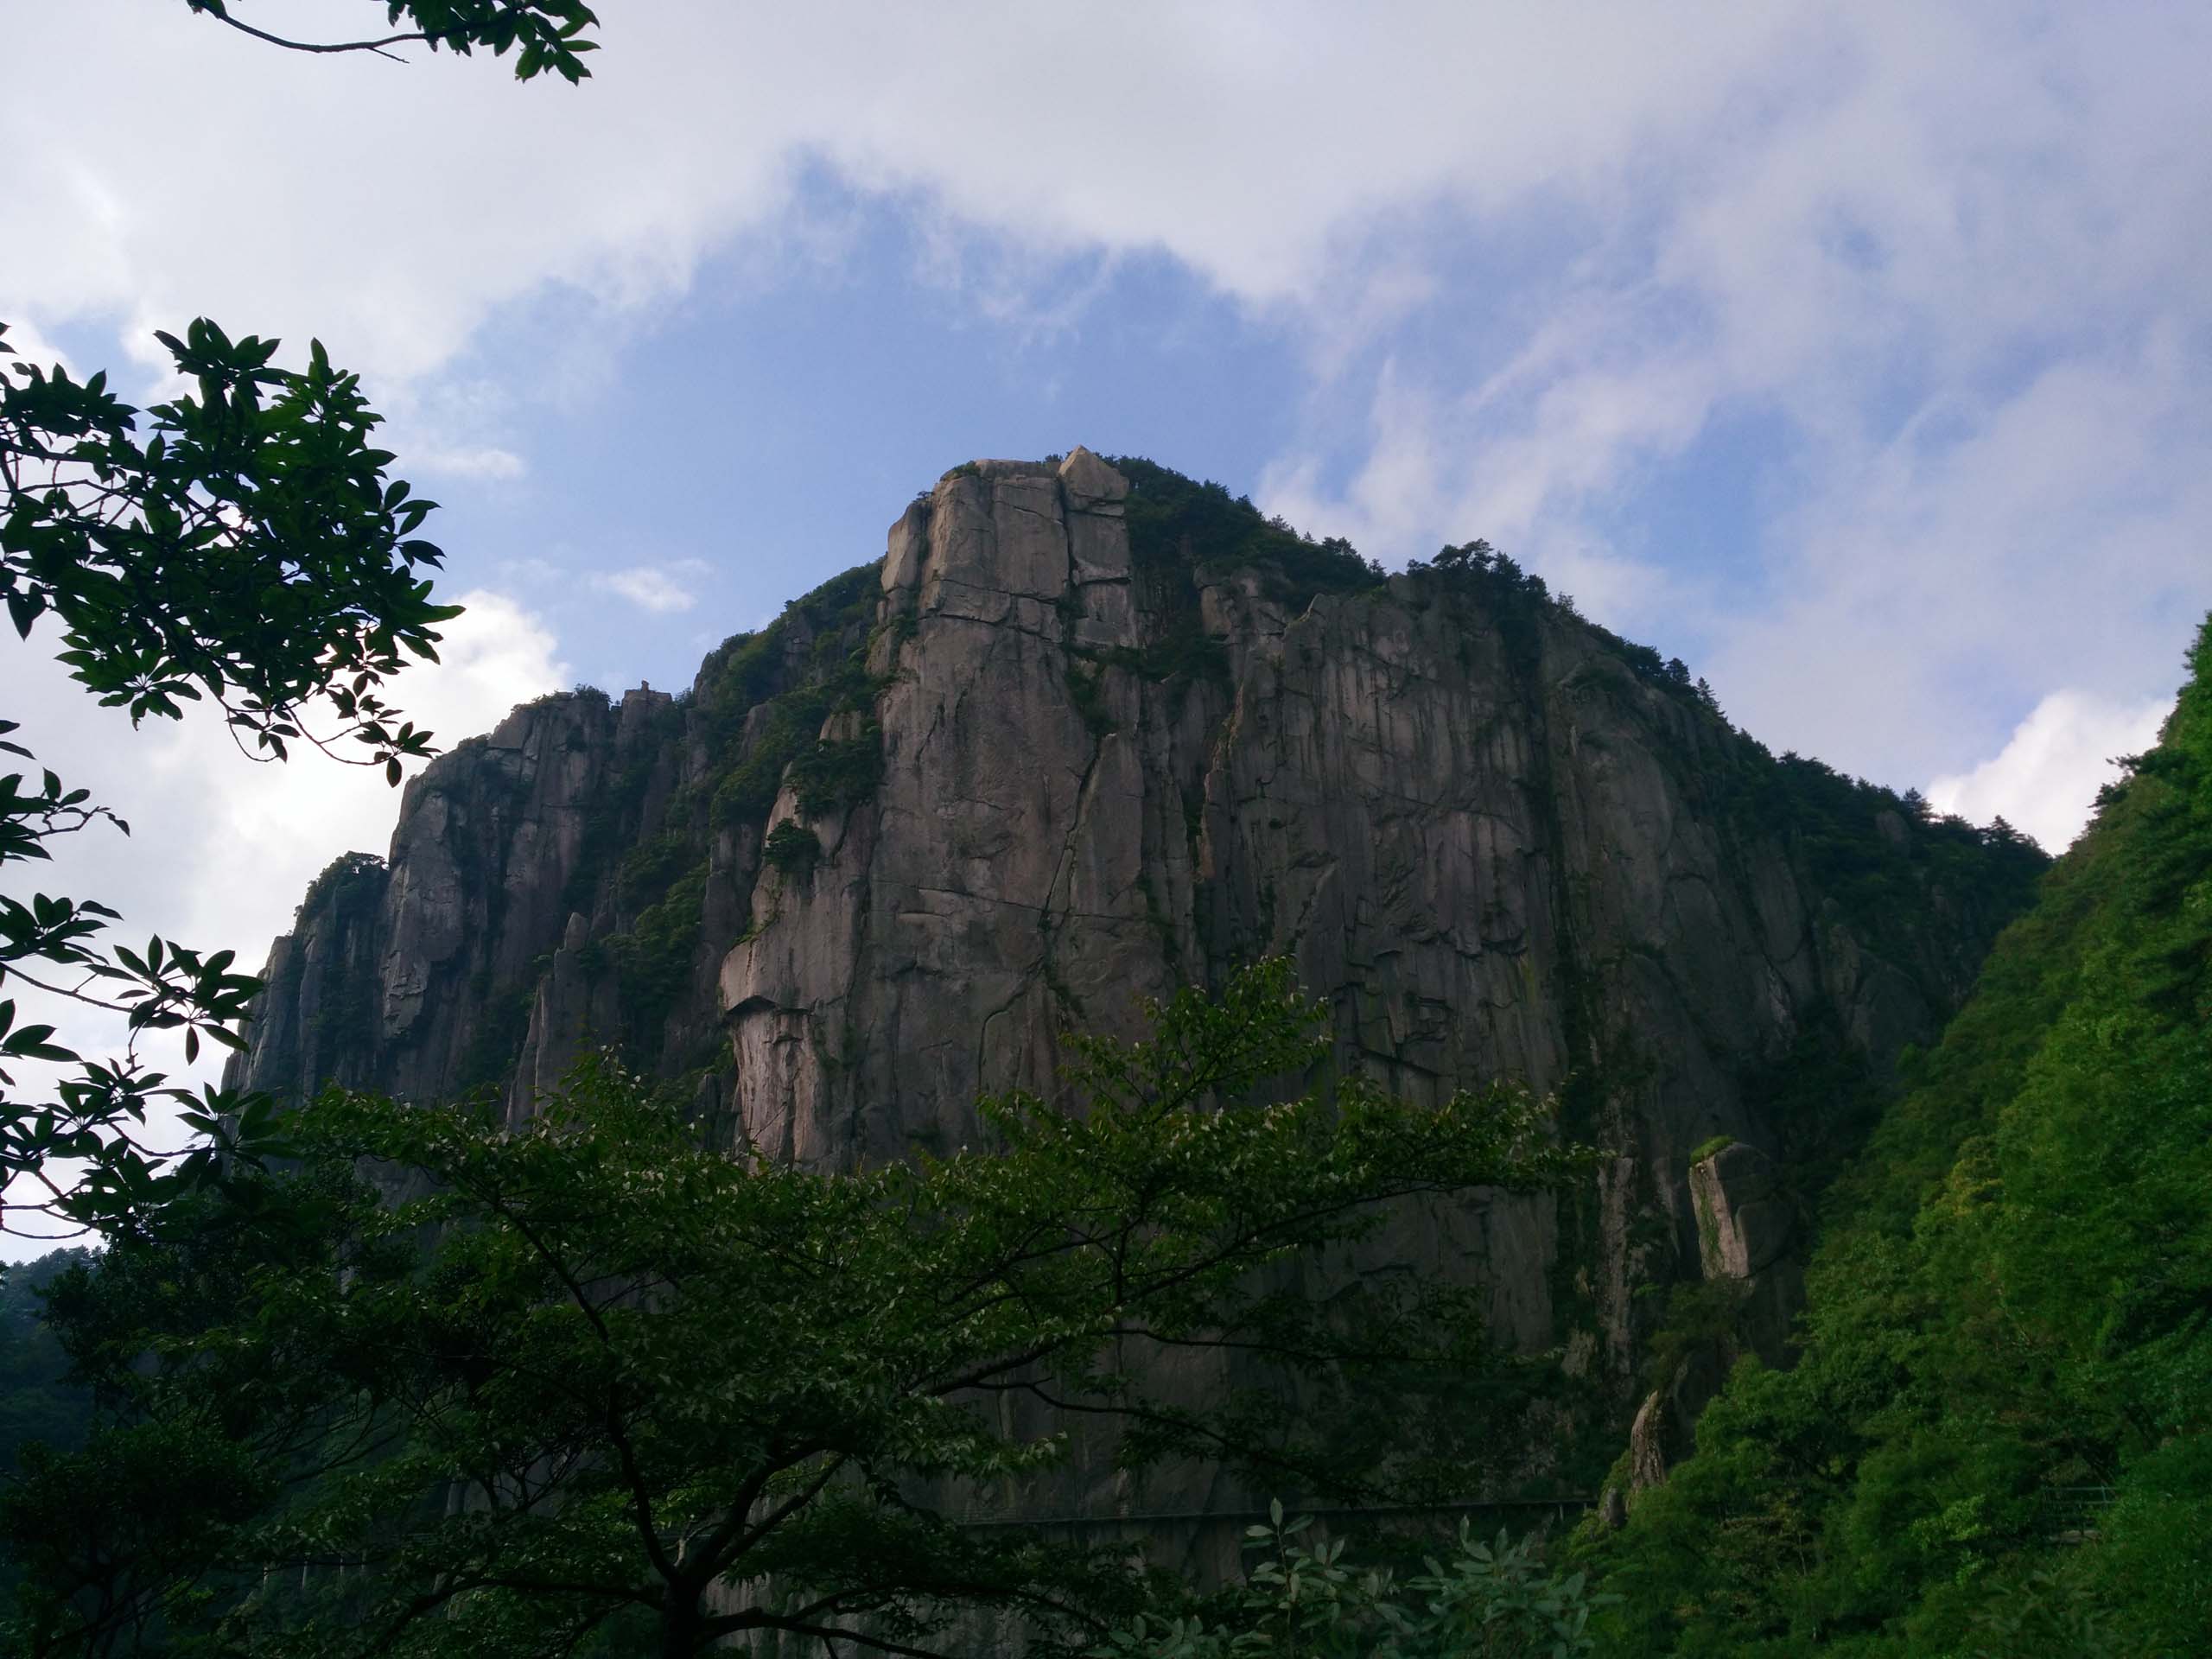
top-left (1, 320), bottom-right (457, 770)
top-left (0, 315), bottom-right (467, 1235)
top-left (3, 962), bottom-right (1596, 1657)
top-left (182, 1), bottom-right (601, 81)
top-left (0, 0), bottom-right (598, 1242)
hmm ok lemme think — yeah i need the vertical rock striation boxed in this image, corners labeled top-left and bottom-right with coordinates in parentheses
top-left (230, 448), bottom-right (2044, 1491)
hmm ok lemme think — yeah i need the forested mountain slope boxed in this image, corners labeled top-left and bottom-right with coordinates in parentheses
top-left (1588, 618), bottom-right (2212, 1656)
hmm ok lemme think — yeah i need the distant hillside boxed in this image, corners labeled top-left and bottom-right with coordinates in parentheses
top-left (1588, 616), bottom-right (2212, 1656)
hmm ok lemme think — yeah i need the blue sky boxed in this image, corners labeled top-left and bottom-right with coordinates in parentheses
top-left (2, 3), bottom-right (2208, 1213)
top-left (432, 178), bottom-right (1318, 691)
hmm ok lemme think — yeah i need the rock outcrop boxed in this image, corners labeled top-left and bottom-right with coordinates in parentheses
top-left (1692, 1139), bottom-right (1807, 1363)
top-left (229, 448), bottom-right (2044, 1508)
top-left (1607, 1140), bottom-right (1809, 1518)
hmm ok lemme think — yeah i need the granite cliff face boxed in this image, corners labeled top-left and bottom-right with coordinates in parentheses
top-left (229, 449), bottom-right (2041, 1477)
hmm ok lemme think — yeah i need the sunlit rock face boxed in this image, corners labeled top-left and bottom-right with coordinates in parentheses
top-left (231, 448), bottom-right (2031, 1502)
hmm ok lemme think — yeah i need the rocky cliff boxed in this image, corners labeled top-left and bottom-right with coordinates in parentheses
top-left (228, 449), bottom-right (2044, 1488)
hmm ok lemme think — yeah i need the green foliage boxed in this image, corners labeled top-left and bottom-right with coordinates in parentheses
top-left (0, 1249), bottom-right (96, 1615)
top-left (699, 566), bottom-right (885, 832)
top-left (709, 690), bottom-right (824, 824)
top-left (1686, 1135), bottom-right (1736, 1165)
top-left (1725, 750), bottom-right (2047, 978)
top-left (1588, 615), bottom-right (2212, 1656)
top-left (0, 318), bottom-right (455, 763)
top-left (1100, 1503), bottom-right (1615, 1658)
top-left (1066, 658), bottom-right (1116, 736)
top-left (602, 862), bottom-right (708, 1033)
top-left (0, 1249), bottom-right (93, 1481)
top-left (1110, 457), bottom-right (1382, 611)
top-left (291, 850), bottom-right (387, 924)
top-left (1639, 1278), bottom-right (1751, 1393)
top-left (181, 0), bottom-right (601, 83)
top-left (762, 819), bottom-right (822, 877)
top-left (3, 963), bottom-right (1595, 1657)
top-left (0, 0), bottom-right (601, 1239)
top-left (696, 561), bottom-right (879, 738)
top-left (450, 978), bottom-right (538, 1094)
top-left (1103, 629), bottom-right (1234, 689)
top-left (614, 827), bottom-right (693, 910)
top-left (1723, 1006), bottom-right (1902, 1200)
top-left (1414, 539), bottom-right (1565, 627)
top-left (786, 724), bottom-right (885, 817)
top-left (0, 314), bottom-right (467, 1232)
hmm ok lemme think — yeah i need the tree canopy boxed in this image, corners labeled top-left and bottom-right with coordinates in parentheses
top-left (1583, 615), bottom-right (2212, 1656)
top-left (3, 963), bottom-right (1592, 1657)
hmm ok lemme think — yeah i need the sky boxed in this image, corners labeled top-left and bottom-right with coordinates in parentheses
top-left (2, 3), bottom-right (2208, 1246)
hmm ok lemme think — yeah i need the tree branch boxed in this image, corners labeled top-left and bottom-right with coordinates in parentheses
top-left (197, 12), bottom-right (427, 64)
top-left (698, 1611), bottom-right (954, 1658)
top-left (476, 1188), bottom-right (682, 1588)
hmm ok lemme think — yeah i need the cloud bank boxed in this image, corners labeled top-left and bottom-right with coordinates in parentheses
top-left (1930, 690), bottom-right (2173, 853)
top-left (11, 4), bottom-right (2202, 787)
top-left (594, 560), bottom-right (712, 615)
top-left (0, 588), bottom-right (564, 1031)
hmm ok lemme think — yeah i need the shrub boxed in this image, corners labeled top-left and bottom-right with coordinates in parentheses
top-left (762, 821), bottom-right (821, 878)
top-left (1099, 1504), bottom-right (1614, 1658)
top-left (787, 726), bottom-right (885, 818)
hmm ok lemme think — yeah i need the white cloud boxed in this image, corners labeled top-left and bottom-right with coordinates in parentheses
top-left (1238, 4), bottom-right (2212, 796)
top-left (1703, 337), bottom-right (2212, 787)
top-left (594, 561), bottom-right (710, 615)
top-left (1929, 690), bottom-right (2172, 853)
top-left (499, 556), bottom-right (567, 586)
top-left (0, 5), bottom-right (1875, 389)
top-left (0, 588), bottom-right (563, 1030)
top-left (378, 371), bottom-right (532, 480)
top-left (408, 443), bottom-right (526, 480)
top-left (0, 316), bottom-right (78, 380)
top-left (2, 2), bottom-right (2204, 842)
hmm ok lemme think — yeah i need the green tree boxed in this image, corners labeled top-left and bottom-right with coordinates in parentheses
top-left (0, 3), bottom-right (602, 1237)
top-left (0, 317), bottom-right (458, 1232)
top-left (1097, 1503), bottom-right (1613, 1659)
top-left (1585, 614), bottom-right (2212, 1657)
top-left (3, 963), bottom-right (1593, 1658)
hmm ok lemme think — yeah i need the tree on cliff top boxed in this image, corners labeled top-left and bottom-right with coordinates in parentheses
top-left (3, 963), bottom-right (1595, 1657)
top-left (0, 3), bottom-right (601, 1238)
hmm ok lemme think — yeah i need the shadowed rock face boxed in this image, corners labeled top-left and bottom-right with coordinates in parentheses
top-left (229, 689), bottom-right (676, 1116)
top-left (1615, 1141), bottom-right (1808, 1514)
top-left (230, 448), bottom-right (2037, 1484)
